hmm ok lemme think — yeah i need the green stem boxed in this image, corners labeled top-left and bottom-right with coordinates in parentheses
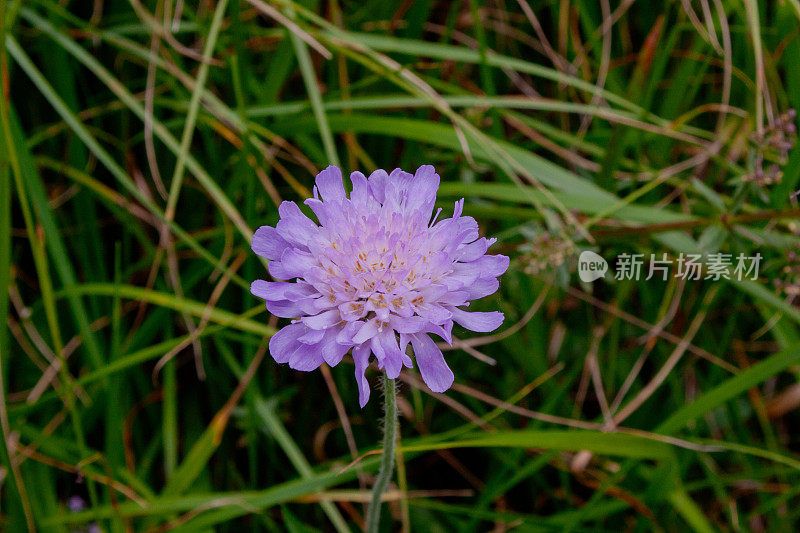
top-left (365, 374), bottom-right (398, 533)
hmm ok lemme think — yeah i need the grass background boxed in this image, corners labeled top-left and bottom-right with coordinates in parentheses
top-left (2, 0), bottom-right (800, 531)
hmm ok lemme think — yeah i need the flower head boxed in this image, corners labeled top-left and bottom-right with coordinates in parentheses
top-left (251, 165), bottom-right (509, 406)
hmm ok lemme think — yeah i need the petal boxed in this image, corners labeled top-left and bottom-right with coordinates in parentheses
top-left (250, 279), bottom-right (292, 301)
top-left (268, 322), bottom-right (307, 363)
top-left (298, 327), bottom-right (325, 344)
top-left (315, 166), bottom-right (345, 202)
top-left (454, 216), bottom-right (479, 245)
top-left (353, 343), bottom-right (372, 407)
top-left (472, 254), bottom-right (510, 277)
top-left (267, 260), bottom-right (291, 280)
top-left (426, 321), bottom-right (453, 345)
top-left (276, 201), bottom-right (318, 246)
top-left (415, 303), bottom-right (452, 324)
top-left (339, 300), bottom-right (367, 321)
top-left (304, 198), bottom-right (333, 227)
top-left (382, 179), bottom-right (404, 211)
top-left (321, 334), bottom-right (350, 366)
top-left (384, 168), bottom-right (414, 210)
top-left (383, 357), bottom-right (402, 379)
top-left (449, 255), bottom-right (507, 287)
top-left (419, 284), bottom-right (449, 301)
top-left (294, 296), bottom-right (332, 316)
top-left (389, 167), bottom-right (414, 185)
top-left (389, 315), bottom-right (428, 334)
top-left (377, 330), bottom-right (404, 379)
top-left (398, 333), bottom-right (410, 354)
top-left (454, 237), bottom-right (492, 262)
top-left (451, 308), bottom-right (504, 332)
top-left (464, 277), bottom-right (500, 300)
top-left (352, 318), bottom-right (380, 345)
top-left (276, 247), bottom-right (316, 279)
top-left (264, 299), bottom-right (303, 318)
top-left (349, 171), bottom-right (377, 208)
top-left (453, 198), bottom-right (464, 218)
top-left (398, 334), bottom-right (413, 367)
top-left (410, 333), bottom-right (454, 393)
top-left (336, 320), bottom-right (363, 345)
top-left (250, 279), bottom-right (275, 300)
top-left (367, 169), bottom-right (389, 203)
top-left (369, 332), bottom-right (386, 363)
top-left (438, 289), bottom-right (469, 306)
top-left (301, 309), bottom-right (341, 330)
top-left (284, 282), bottom-right (320, 300)
top-left (288, 343), bottom-right (325, 371)
top-left (407, 165), bottom-right (439, 218)
top-left (251, 226), bottom-right (288, 260)
top-left (373, 336), bottom-right (401, 378)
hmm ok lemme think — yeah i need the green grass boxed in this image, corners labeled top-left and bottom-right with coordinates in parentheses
top-left (2, 0), bottom-right (800, 531)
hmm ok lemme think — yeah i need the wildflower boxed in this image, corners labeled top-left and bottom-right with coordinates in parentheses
top-left (775, 249), bottom-right (800, 299)
top-left (746, 108), bottom-right (797, 186)
top-left (251, 165), bottom-right (508, 406)
top-left (519, 230), bottom-right (575, 276)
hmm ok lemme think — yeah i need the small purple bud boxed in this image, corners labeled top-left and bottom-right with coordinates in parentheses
top-left (68, 495), bottom-right (86, 512)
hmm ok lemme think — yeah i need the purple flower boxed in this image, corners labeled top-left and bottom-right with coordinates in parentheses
top-left (251, 165), bottom-right (509, 407)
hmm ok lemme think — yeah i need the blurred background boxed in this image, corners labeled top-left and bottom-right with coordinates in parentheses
top-left (2, 0), bottom-right (800, 531)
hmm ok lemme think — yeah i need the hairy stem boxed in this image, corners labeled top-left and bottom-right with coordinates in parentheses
top-left (365, 374), bottom-right (398, 533)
